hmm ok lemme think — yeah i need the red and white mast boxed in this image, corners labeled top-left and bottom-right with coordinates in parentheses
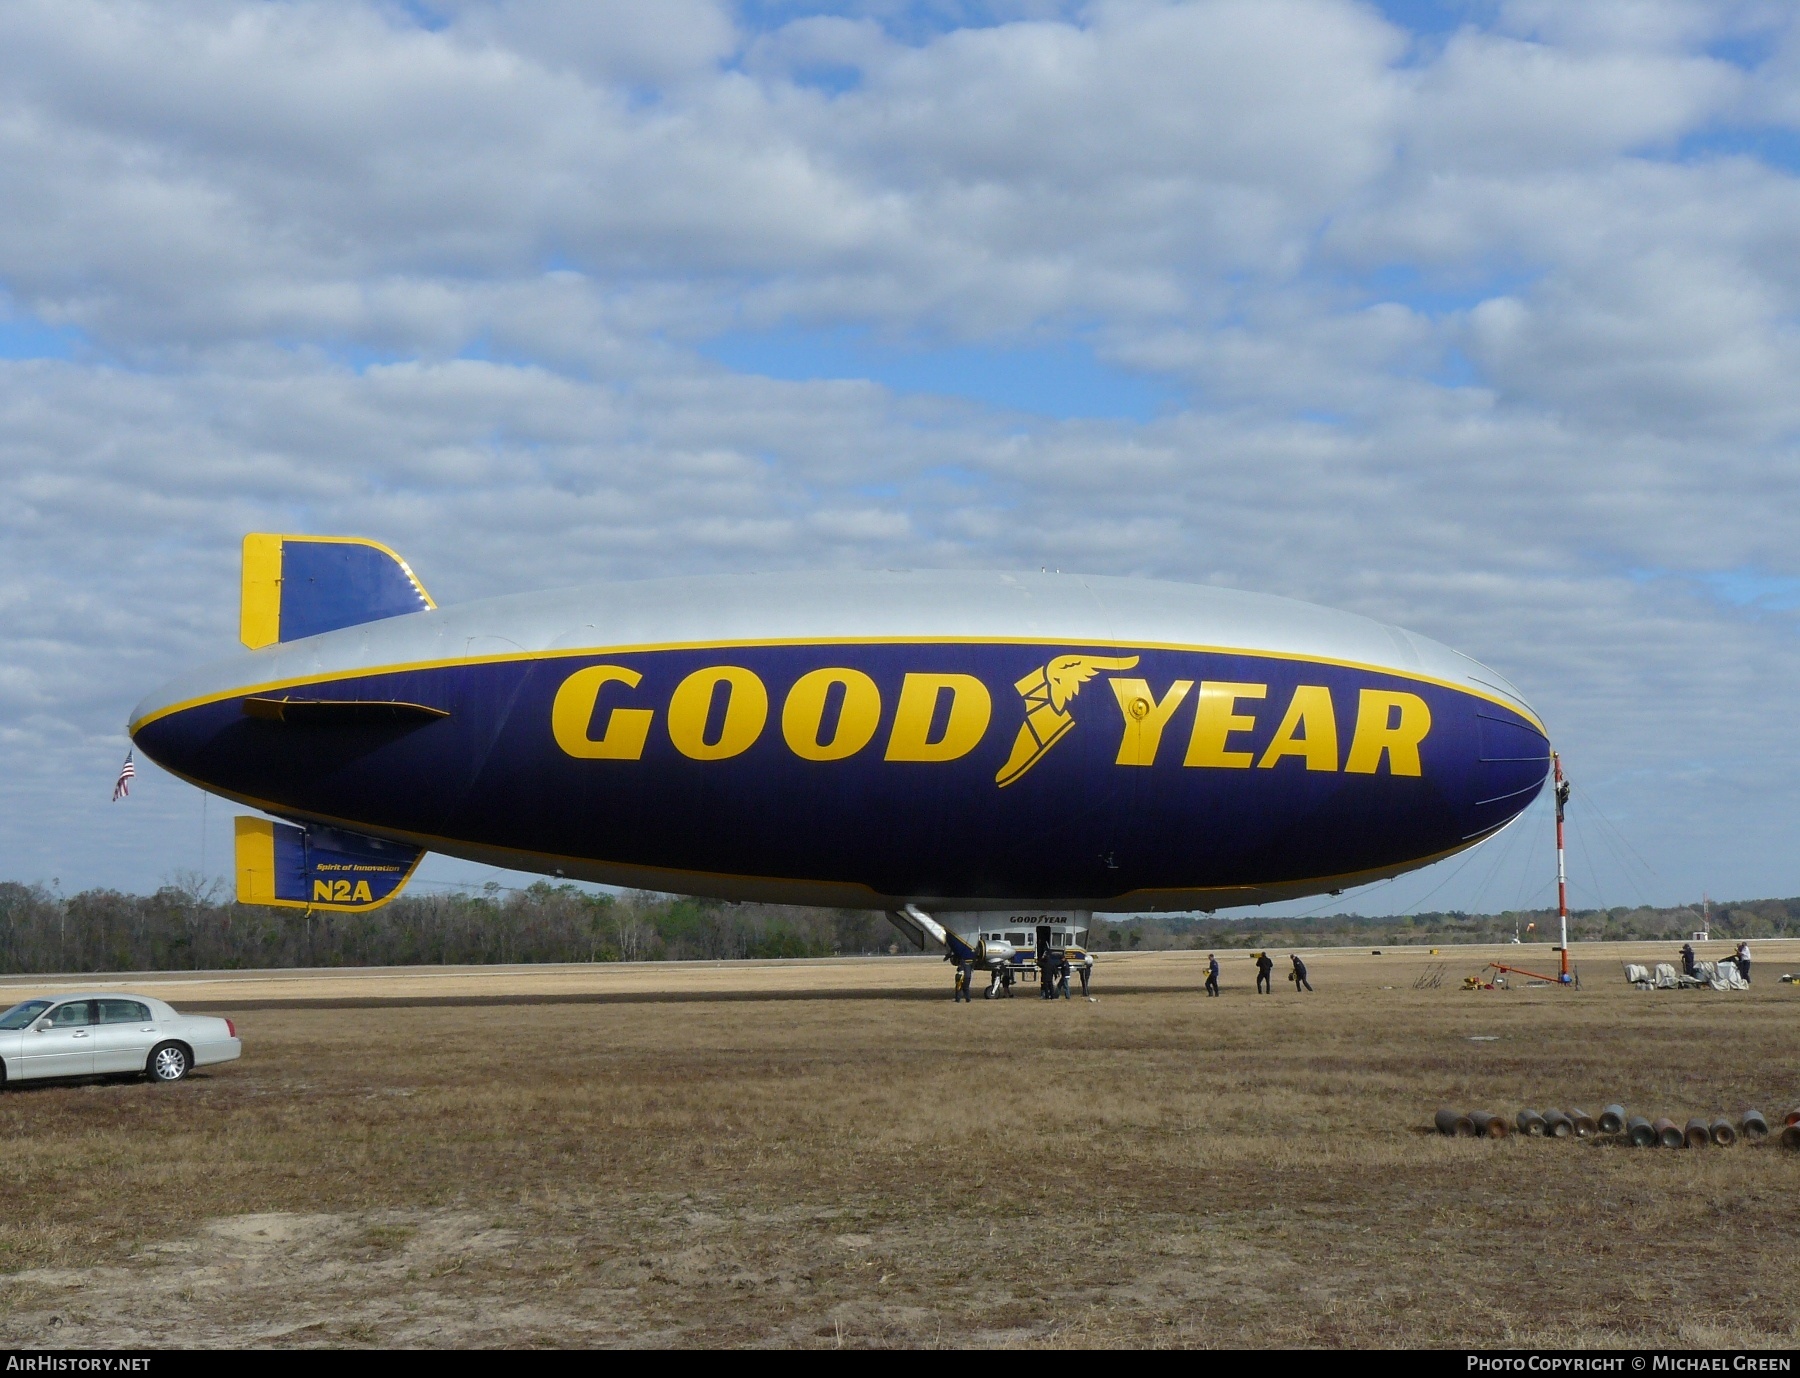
top-left (1553, 751), bottom-right (1571, 981)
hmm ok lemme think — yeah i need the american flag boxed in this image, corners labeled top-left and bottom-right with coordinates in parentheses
top-left (112, 750), bottom-right (135, 802)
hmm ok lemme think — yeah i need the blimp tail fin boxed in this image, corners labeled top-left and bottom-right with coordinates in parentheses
top-left (240, 533), bottom-right (435, 649)
top-left (235, 815), bottom-right (426, 912)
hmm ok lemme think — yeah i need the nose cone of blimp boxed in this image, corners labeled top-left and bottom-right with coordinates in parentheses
top-left (1388, 635), bottom-right (1551, 851)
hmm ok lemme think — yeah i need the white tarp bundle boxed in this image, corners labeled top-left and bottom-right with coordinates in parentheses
top-left (1697, 960), bottom-right (1748, 991)
top-left (1624, 960), bottom-right (1746, 991)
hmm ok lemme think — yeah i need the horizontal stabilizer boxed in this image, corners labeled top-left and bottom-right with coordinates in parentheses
top-left (240, 533), bottom-right (434, 649)
top-left (235, 816), bottom-right (425, 911)
top-left (242, 697), bottom-right (448, 726)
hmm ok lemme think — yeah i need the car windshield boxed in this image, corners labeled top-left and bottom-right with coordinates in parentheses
top-left (0, 1000), bottom-right (52, 1030)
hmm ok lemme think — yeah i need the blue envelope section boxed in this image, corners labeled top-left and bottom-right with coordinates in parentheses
top-left (160, 642), bottom-right (1551, 906)
top-left (278, 541), bottom-right (430, 643)
top-left (234, 816), bottom-right (425, 911)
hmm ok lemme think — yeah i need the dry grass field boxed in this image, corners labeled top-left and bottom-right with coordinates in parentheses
top-left (0, 939), bottom-right (1797, 1349)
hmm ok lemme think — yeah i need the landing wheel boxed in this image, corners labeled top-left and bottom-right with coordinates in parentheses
top-left (984, 981), bottom-right (997, 1000)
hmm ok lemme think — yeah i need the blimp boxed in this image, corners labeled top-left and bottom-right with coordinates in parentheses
top-left (128, 535), bottom-right (1551, 944)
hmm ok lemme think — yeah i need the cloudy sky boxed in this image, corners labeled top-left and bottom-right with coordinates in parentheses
top-left (3, 0), bottom-right (1797, 917)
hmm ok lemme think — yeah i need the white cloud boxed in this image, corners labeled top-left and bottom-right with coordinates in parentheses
top-left (1407, 28), bottom-right (1741, 172)
top-left (453, 0), bottom-right (740, 86)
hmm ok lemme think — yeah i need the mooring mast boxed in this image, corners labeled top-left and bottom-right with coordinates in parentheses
top-left (1481, 756), bottom-right (1578, 991)
top-left (1553, 751), bottom-right (1572, 981)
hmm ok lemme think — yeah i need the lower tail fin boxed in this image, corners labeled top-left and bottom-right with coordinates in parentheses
top-left (235, 816), bottom-right (425, 911)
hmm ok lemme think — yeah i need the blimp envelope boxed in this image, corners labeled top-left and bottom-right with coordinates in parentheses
top-left (133, 535), bottom-right (1551, 915)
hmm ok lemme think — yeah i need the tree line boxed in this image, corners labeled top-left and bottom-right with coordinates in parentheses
top-left (0, 879), bottom-right (893, 973)
top-left (1087, 897), bottom-right (1800, 953)
top-left (1, 877), bottom-right (1795, 974)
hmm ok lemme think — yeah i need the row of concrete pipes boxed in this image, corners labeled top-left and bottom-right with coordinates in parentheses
top-left (1435, 1104), bottom-right (1800, 1147)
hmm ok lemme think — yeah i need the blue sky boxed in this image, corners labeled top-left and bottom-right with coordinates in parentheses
top-left (0, 314), bottom-right (79, 360)
top-left (3, 0), bottom-right (1800, 919)
top-left (699, 328), bottom-right (1175, 419)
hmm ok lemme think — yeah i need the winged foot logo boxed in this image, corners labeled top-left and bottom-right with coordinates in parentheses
top-left (994, 654), bottom-right (1140, 787)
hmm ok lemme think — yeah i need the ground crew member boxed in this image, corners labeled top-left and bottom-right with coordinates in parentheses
top-left (1205, 954), bottom-right (1220, 997)
top-left (1255, 951), bottom-right (1273, 994)
top-left (953, 957), bottom-right (975, 1002)
top-left (1290, 953), bottom-right (1312, 992)
top-left (1057, 953), bottom-right (1072, 999)
top-left (1680, 942), bottom-right (1696, 977)
top-left (1736, 941), bottom-right (1752, 985)
top-left (1077, 956), bottom-right (1092, 997)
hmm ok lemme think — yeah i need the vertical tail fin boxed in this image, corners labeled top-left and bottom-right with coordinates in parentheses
top-left (240, 534), bottom-right (434, 649)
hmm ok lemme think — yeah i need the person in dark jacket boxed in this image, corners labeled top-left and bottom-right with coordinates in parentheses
top-left (1205, 954), bottom-right (1220, 997)
top-left (1290, 954), bottom-right (1312, 992)
top-left (1679, 943), bottom-right (1696, 977)
top-left (1255, 951), bottom-right (1273, 994)
top-left (1735, 941), bottom-right (1752, 985)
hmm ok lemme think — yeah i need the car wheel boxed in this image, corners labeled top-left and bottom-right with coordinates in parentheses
top-left (148, 1043), bottom-right (190, 1083)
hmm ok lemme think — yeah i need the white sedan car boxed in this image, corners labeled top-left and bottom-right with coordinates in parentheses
top-left (0, 994), bottom-right (241, 1086)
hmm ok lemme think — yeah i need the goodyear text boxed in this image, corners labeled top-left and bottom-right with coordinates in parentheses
top-left (550, 653), bottom-right (1433, 782)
